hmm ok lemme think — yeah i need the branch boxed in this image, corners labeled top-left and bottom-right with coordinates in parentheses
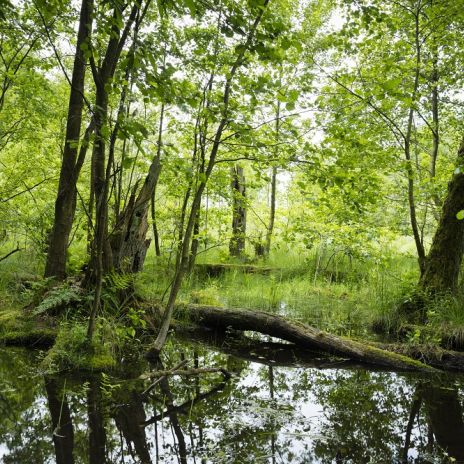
top-left (0, 246), bottom-right (22, 263)
top-left (0, 178), bottom-right (51, 203)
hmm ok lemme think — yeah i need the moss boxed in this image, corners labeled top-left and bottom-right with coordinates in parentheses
top-left (41, 322), bottom-right (117, 373)
top-left (79, 353), bottom-right (116, 371)
top-left (364, 343), bottom-right (436, 371)
top-left (0, 308), bottom-right (56, 347)
top-left (0, 328), bottom-right (56, 347)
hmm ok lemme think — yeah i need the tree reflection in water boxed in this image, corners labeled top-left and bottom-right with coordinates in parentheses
top-left (0, 344), bottom-right (463, 463)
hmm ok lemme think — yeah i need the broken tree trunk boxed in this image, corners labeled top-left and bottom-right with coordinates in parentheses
top-left (195, 262), bottom-right (274, 277)
top-left (184, 305), bottom-right (437, 372)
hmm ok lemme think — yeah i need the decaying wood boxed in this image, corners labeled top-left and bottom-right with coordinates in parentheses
top-left (184, 305), bottom-right (437, 372)
top-left (195, 263), bottom-right (275, 277)
top-left (175, 326), bottom-right (404, 371)
top-left (374, 342), bottom-right (464, 372)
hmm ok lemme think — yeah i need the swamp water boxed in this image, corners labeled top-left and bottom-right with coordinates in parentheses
top-left (0, 336), bottom-right (463, 464)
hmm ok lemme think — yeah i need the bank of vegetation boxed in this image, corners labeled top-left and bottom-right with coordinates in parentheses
top-left (1, 0), bottom-right (464, 373)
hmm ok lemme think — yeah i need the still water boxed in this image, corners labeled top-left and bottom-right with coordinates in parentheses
top-left (0, 334), bottom-right (463, 464)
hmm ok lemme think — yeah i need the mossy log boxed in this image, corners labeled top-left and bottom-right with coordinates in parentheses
top-left (176, 326), bottom-right (402, 371)
top-left (374, 343), bottom-right (464, 372)
top-left (173, 305), bottom-right (450, 372)
top-left (194, 263), bottom-right (275, 277)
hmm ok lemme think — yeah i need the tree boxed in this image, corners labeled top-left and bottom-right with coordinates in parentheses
top-left (44, 0), bottom-right (94, 280)
top-left (419, 140), bottom-right (464, 293)
top-left (229, 164), bottom-right (247, 257)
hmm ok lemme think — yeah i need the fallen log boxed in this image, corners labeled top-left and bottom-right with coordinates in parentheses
top-left (374, 343), bottom-right (464, 372)
top-left (195, 263), bottom-right (275, 277)
top-left (176, 326), bottom-right (399, 371)
top-left (184, 305), bottom-right (437, 372)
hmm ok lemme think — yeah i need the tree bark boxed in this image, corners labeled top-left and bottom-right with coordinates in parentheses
top-left (404, 8), bottom-right (426, 275)
top-left (419, 139), bottom-right (464, 293)
top-left (151, 190), bottom-right (161, 257)
top-left (87, 2), bottom-right (140, 339)
top-left (110, 155), bottom-right (162, 272)
top-left (110, 103), bottom-right (164, 272)
top-left (229, 164), bottom-right (247, 257)
top-left (45, 0), bottom-right (93, 280)
top-left (265, 99), bottom-right (280, 257)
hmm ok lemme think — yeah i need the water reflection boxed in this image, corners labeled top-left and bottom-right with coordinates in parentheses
top-left (0, 342), bottom-right (463, 463)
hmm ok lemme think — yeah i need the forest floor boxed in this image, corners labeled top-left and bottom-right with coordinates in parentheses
top-left (1, 245), bottom-right (464, 372)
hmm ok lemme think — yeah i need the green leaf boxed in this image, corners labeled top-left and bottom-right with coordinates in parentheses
top-left (456, 210), bottom-right (464, 220)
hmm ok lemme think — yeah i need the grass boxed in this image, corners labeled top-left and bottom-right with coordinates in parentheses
top-left (2, 240), bottom-right (464, 360)
top-left (138, 245), bottom-right (422, 339)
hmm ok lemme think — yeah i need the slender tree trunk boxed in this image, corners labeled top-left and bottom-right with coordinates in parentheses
top-left (87, 2), bottom-right (140, 339)
top-left (404, 9), bottom-right (426, 275)
top-left (88, 84), bottom-right (109, 339)
top-left (265, 166), bottom-right (277, 256)
top-left (265, 100), bottom-right (280, 257)
top-left (151, 191), bottom-right (161, 257)
top-left (229, 165), bottom-right (246, 257)
top-left (146, 0), bottom-right (271, 357)
top-left (419, 140), bottom-right (464, 293)
top-left (45, 0), bottom-right (93, 280)
top-left (188, 210), bottom-right (200, 273)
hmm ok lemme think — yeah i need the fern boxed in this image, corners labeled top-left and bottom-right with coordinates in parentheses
top-left (101, 271), bottom-right (135, 313)
top-left (33, 284), bottom-right (82, 316)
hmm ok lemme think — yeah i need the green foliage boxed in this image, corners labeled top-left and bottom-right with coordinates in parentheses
top-left (41, 322), bottom-right (116, 373)
top-left (32, 281), bottom-right (82, 316)
top-left (101, 271), bottom-right (135, 314)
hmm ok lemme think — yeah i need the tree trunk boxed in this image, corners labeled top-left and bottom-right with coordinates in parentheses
top-left (229, 165), bottom-right (246, 257)
top-left (110, 102), bottom-right (164, 272)
top-left (146, 0), bottom-right (271, 357)
top-left (264, 166), bottom-right (277, 257)
top-left (87, 2), bottom-right (140, 339)
top-left (151, 190), bottom-right (161, 257)
top-left (45, 377), bottom-right (75, 464)
top-left (265, 99), bottom-right (280, 257)
top-left (404, 8), bottom-right (426, 274)
top-left (419, 139), bottom-right (464, 293)
top-left (45, 0), bottom-right (93, 280)
top-left (110, 156), bottom-right (161, 272)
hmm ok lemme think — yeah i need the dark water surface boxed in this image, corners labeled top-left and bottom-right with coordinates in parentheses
top-left (0, 336), bottom-right (463, 464)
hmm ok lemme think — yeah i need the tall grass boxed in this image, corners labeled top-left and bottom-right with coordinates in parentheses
top-left (0, 245), bottom-right (43, 309)
top-left (137, 244), bottom-right (422, 338)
